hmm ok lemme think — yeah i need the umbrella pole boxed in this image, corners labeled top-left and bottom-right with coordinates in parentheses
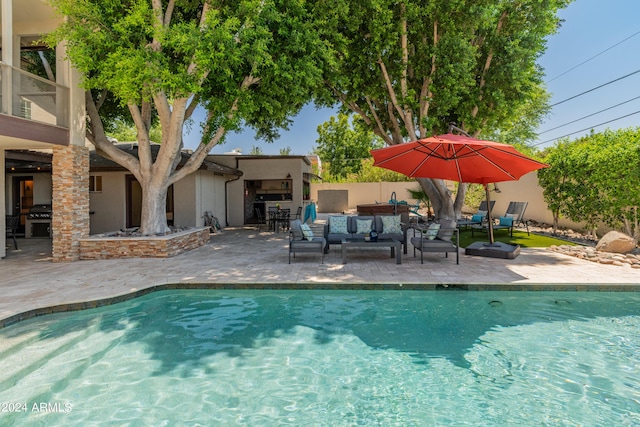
top-left (484, 184), bottom-right (495, 244)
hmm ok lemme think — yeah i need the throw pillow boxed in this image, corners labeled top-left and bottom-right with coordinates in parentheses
top-left (499, 216), bottom-right (513, 227)
top-left (300, 223), bottom-right (314, 240)
top-left (356, 219), bottom-right (373, 234)
top-left (329, 216), bottom-right (348, 234)
top-left (471, 214), bottom-right (484, 223)
top-left (381, 215), bottom-right (402, 234)
top-left (425, 223), bottom-right (440, 240)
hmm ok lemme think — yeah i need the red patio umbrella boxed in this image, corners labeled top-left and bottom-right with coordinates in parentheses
top-left (370, 133), bottom-right (548, 245)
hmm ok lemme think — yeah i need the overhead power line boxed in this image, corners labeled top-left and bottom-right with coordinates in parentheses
top-left (550, 68), bottom-right (640, 107)
top-left (533, 109), bottom-right (640, 146)
top-left (538, 94), bottom-right (640, 135)
top-left (547, 29), bottom-right (640, 83)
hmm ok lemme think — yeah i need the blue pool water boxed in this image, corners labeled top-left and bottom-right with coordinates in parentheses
top-left (1, 290), bottom-right (639, 426)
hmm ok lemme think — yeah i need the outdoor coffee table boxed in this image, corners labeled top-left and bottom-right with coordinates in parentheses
top-left (341, 238), bottom-right (401, 264)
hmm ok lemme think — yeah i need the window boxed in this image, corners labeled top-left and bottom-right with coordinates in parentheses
top-left (89, 175), bottom-right (102, 192)
top-left (20, 99), bottom-right (32, 119)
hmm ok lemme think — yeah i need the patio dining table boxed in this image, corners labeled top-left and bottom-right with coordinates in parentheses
top-left (269, 208), bottom-right (290, 232)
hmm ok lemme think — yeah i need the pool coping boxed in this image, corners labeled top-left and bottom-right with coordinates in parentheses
top-left (2, 281), bottom-right (639, 329)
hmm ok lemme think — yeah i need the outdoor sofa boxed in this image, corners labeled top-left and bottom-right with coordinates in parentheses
top-left (323, 215), bottom-right (408, 254)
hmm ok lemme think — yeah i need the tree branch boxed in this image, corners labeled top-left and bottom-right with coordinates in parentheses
top-left (149, 0), bottom-right (164, 52)
top-left (154, 96), bottom-right (189, 180)
top-left (170, 75), bottom-right (257, 183)
top-left (377, 58), bottom-right (413, 138)
top-left (385, 100), bottom-right (404, 144)
top-left (95, 89), bottom-right (108, 111)
top-left (419, 20), bottom-right (439, 137)
top-left (38, 51), bottom-right (55, 81)
top-left (471, 10), bottom-right (507, 118)
top-left (85, 91), bottom-right (140, 178)
top-left (365, 97), bottom-right (393, 146)
top-left (185, 93), bottom-right (200, 121)
top-left (152, 90), bottom-right (172, 142)
top-left (164, 0), bottom-right (175, 27)
top-left (127, 103), bottom-right (153, 174)
top-left (398, 4), bottom-right (416, 141)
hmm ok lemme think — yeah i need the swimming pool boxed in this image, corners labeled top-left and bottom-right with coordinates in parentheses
top-left (1, 290), bottom-right (639, 425)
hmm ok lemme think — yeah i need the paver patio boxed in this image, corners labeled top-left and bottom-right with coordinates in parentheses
top-left (1, 215), bottom-right (638, 326)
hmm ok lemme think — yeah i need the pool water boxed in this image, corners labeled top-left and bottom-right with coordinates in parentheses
top-left (1, 290), bottom-right (639, 426)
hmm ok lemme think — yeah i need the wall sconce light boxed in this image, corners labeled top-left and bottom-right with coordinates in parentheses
top-left (286, 173), bottom-right (291, 179)
top-left (493, 183), bottom-right (501, 193)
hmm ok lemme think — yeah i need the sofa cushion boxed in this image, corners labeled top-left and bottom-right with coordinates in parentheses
top-left (300, 223), bottom-right (314, 240)
top-left (355, 218), bottom-right (373, 234)
top-left (347, 216), bottom-right (373, 233)
top-left (499, 216), bottom-right (514, 227)
top-left (425, 223), bottom-right (440, 240)
top-left (381, 215), bottom-right (402, 234)
top-left (329, 216), bottom-right (348, 234)
top-left (290, 219), bottom-right (304, 240)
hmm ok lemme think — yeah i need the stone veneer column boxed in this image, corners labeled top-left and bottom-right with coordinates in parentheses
top-left (52, 145), bottom-right (90, 262)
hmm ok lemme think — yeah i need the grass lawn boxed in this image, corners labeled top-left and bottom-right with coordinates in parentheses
top-left (456, 227), bottom-right (579, 248)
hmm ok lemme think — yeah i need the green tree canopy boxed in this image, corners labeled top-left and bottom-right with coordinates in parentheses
top-left (320, 158), bottom-right (411, 183)
top-left (47, 0), bottom-right (331, 234)
top-left (316, 0), bottom-right (569, 225)
top-left (539, 128), bottom-right (640, 238)
top-left (314, 113), bottom-right (384, 178)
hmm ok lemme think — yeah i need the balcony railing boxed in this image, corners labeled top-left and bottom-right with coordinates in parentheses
top-left (0, 62), bottom-right (69, 128)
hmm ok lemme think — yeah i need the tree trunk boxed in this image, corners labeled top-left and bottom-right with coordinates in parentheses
top-left (139, 180), bottom-right (170, 235)
top-left (417, 177), bottom-right (457, 228)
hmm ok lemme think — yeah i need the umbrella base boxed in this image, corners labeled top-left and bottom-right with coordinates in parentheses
top-left (465, 241), bottom-right (521, 259)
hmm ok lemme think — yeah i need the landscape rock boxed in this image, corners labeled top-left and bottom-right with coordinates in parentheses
top-left (595, 231), bottom-right (637, 254)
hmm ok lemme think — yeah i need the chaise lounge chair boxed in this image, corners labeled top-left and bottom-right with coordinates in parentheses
top-left (457, 200), bottom-right (495, 229)
top-left (472, 201), bottom-right (529, 237)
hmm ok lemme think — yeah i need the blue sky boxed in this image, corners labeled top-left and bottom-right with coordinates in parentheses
top-left (185, 0), bottom-right (640, 154)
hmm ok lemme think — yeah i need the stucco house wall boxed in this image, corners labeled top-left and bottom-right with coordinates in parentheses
top-left (89, 172), bottom-right (127, 234)
top-left (173, 171), bottom-right (228, 228)
top-left (210, 155), bottom-right (312, 227)
top-left (88, 170), bottom-right (229, 234)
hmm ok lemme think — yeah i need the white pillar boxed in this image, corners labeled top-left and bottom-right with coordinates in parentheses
top-left (56, 42), bottom-right (85, 139)
top-left (1, 0), bottom-right (13, 116)
top-left (0, 149), bottom-right (6, 259)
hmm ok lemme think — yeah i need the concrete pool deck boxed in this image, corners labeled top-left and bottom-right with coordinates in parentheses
top-left (1, 216), bottom-right (639, 326)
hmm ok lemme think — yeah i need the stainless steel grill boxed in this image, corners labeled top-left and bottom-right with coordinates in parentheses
top-left (26, 204), bottom-right (52, 238)
top-left (27, 204), bottom-right (52, 219)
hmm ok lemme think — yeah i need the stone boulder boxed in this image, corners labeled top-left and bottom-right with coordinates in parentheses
top-left (595, 231), bottom-right (637, 254)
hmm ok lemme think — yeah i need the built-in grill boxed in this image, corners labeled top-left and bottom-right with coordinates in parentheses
top-left (26, 204), bottom-right (52, 238)
top-left (27, 204), bottom-right (53, 219)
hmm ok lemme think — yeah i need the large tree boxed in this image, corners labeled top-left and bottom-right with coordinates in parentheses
top-left (539, 129), bottom-right (640, 239)
top-left (317, 0), bottom-right (569, 225)
top-left (314, 113), bottom-right (384, 178)
top-left (48, 0), bottom-right (330, 234)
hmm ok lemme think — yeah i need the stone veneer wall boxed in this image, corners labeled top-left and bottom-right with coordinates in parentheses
top-left (52, 145), bottom-right (90, 262)
top-left (79, 228), bottom-right (210, 260)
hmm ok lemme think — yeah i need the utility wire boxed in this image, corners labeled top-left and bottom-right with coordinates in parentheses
top-left (550, 68), bottom-right (640, 107)
top-left (547, 29), bottom-right (640, 83)
top-left (538, 94), bottom-right (640, 135)
top-left (533, 109), bottom-right (640, 146)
